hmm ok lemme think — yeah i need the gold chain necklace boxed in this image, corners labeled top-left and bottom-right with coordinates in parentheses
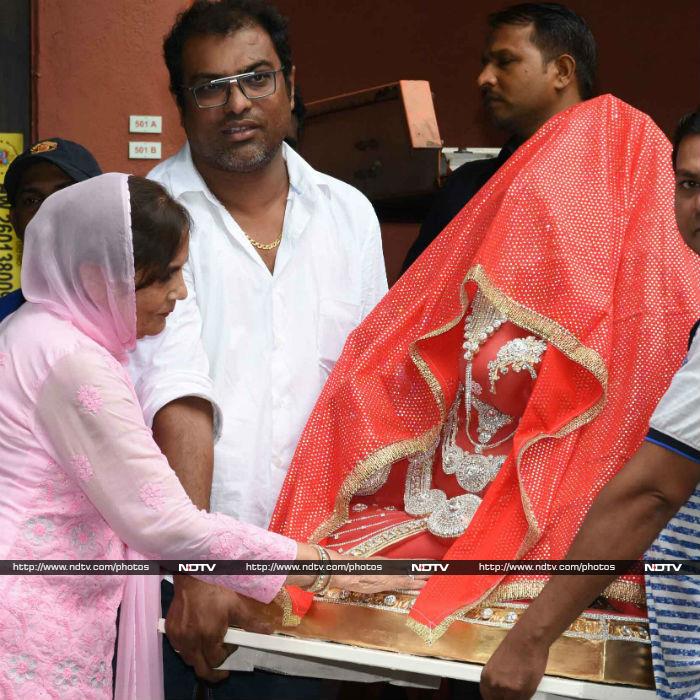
top-left (244, 231), bottom-right (282, 251)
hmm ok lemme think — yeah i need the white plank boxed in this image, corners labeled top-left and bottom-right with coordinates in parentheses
top-left (157, 619), bottom-right (655, 699)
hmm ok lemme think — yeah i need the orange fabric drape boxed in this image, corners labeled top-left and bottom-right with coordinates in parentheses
top-left (271, 95), bottom-right (700, 637)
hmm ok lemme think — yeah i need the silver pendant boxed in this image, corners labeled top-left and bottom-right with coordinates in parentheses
top-left (443, 445), bottom-right (506, 492)
top-left (427, 494), bottom-right (482, 538)
top-left (487, 336), bottom-right (547, 394)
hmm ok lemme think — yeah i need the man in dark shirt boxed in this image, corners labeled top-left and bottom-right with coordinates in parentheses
top-left (401, 2), bottom-right (597, 273)
top-left (0, 138), bottom-right (101, 321)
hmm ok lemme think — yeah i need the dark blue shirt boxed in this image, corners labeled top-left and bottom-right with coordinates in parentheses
top-left (401, 137), bottom-right (521, 274)
top-left (0, 289), bottom-right (25, 322)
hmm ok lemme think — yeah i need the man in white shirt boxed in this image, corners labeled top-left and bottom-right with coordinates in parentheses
top-left (128, 1), bottom-right (388, 697)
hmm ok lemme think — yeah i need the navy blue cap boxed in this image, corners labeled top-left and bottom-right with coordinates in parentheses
top-left (3, 138), bottom-right (102, 206)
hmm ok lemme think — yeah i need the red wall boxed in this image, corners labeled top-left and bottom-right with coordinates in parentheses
top-left (34, 0), bottom-right (186, 176)
top-left (35, 0), bottom-right (700, 175)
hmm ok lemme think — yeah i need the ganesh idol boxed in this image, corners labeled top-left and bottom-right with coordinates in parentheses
top-left (267, 95), bottom-right (700, 686)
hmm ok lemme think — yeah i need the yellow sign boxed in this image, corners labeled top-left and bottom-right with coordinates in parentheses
top-left (0, 133), bottom-right (24, 296)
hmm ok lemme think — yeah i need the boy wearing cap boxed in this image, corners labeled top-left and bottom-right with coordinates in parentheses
top-left (1, 137), bottom-right (101, 321)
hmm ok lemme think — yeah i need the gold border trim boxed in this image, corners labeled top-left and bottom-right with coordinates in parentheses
top-left (603, 580), bottom-right (646, 605)
top-left (488, 579), bottom-right (645, 607)
top-left (406, 577), bottom-right (645, 644)
top-left (310, 431), bottom-right (440, 543)
top-left (274, 588), bottom-right (302, 627)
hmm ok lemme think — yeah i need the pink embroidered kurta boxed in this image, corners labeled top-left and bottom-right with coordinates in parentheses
top-left (0, 173), bottom-right (296, 700)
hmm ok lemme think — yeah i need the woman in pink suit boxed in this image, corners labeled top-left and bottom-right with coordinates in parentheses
top-left (0, 173), bottom-right (421, 700)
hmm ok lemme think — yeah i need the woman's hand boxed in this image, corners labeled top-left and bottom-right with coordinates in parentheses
top-left (289, 543), bottom-right (427, 593)
top-left (325, 550), bottom-right (428, 594)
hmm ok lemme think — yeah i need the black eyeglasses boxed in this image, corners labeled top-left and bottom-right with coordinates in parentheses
top-left (186, 68), bottom-right (285, 109)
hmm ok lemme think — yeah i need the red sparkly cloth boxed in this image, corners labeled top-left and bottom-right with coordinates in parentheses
top-left (271, 95), bottom-right (700, 638)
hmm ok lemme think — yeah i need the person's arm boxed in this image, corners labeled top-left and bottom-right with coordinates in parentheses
top-left (128, 261), bottom-right (235, 679)
top-left (151, 397), bottom-right (232, 681)
top-left (480, 441), bottom-right (700, 700)
top-left (35, 349), bottom-right (302, 591)
top-left (36, 350), bottom-right (425, 675)
top-left (152, 397), bottom-right (214, 511)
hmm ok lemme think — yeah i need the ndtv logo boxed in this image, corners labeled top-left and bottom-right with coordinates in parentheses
top-left (410, 563), bottom-right (449, 573)
top-left (644, 563), bottom-right (682, 573)
top-left (178, 563), bottom-right (217, 573)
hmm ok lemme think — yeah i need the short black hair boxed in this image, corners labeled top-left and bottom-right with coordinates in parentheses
top-left (127, 176), bottom-right (190, 290)
top-left (488, 3), bottom-right (597, 100)
top-left (163, 0), bottom-right (292, 112)
top-left (672, 110), bottom-right (700, 170)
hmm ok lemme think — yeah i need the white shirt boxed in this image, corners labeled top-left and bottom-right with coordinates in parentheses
top-left (127, 145), bottom-right (437, 686)
top-left (128, 142), bottom-right (387, 528)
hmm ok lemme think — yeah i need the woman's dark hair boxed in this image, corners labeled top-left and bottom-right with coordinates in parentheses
top-left (672, 110), bottom-right (700, 170)
top-left (164, 0), bottom-right (292, 112)
top-left (488, 3), bottom-right (597, 100)
top-left (127, 176), bottom-right (190, 290)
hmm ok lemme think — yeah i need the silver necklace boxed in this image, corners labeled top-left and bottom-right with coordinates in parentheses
top-left (442, 384), bottom-right (514, 493)
top-left (441, 292), bottom-right (513, 494)
top-left (404, 291), bottom-right (510, 538)
top-left (399, 291), bottom-right (544, 540)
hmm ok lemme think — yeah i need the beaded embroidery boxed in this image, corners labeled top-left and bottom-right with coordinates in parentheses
top-left (442, 386), bottom-right (510, 493)
top-left (404, 437), bottom-right (444, 518)
top-left (347, 518), bottom-right (428, 556)
top-left (402, 437), bottom-right (487, 538)
top-left (472, 383), bottom-right (514, 443)
top-left (399, 291), bottom-right (545, 538)
top-left (487, 336), bottom-right (547, 394)
top-left (328, 511), bottom-right (391, 541)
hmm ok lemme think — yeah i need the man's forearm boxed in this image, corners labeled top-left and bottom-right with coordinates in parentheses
top-left (481, 443), bottom-right (700, 699)
top-left (152, 396), bottom-right (214, 510)
top-left (505, 442), bottom-right (700, 647)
